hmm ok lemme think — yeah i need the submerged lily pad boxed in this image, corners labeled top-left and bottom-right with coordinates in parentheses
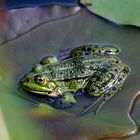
top-left (0, 7), bottom-right (140, 140)
top-left (0, 5), bottom-right (80, 46)
top-left (81, 0), bottom-right (140, 27)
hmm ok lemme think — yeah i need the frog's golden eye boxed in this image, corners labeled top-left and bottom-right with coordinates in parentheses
top-left (35, 75), bottom-right (46, 84)
top-left (32, 64), bottom-right (43, 72)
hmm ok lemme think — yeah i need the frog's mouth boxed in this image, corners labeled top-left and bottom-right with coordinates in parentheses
top-left (20, 82), bottom-right (58, 97)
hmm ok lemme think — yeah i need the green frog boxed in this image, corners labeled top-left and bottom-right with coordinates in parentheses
top-left (19, 44), bottom-right (130, 113)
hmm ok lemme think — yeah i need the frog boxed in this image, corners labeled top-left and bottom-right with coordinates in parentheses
top-left (19, 44), bottom-right (130, 114)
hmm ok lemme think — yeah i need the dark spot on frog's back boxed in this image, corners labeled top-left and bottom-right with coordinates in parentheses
top-left (69, 70), bottom-right (73, 74)
top-left (114, 68), bottom-right (118, 72)
top-left (100, 67), bottom-right (108, 73)
top-left (118, 78), bottom-right (122, 83)
top-left (81, 70), bottom-right (85, 74)
top-left (81, 46), bottom-right (93, 55)
top-left (90, 87), bottom-right (97, 92)
top-left (112, 86), bottom-right (117, 91)
top-left (85, 52), bottom-right (90, 55)
top-left (87, 47), bottom-right (92, 51)
top-left (115, 48), bottom-right (119, 53)
top-left (96, 76), bottom-right (102, 82)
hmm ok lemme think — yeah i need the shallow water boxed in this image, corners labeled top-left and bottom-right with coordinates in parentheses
top-left (0, 7), bottom-right (140, 140)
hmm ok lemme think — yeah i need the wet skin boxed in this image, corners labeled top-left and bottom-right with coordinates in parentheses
top-left (19, 44), bottom-right (130, 112)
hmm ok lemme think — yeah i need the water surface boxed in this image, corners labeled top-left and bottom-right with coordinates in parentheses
top-left (0, 7), bottom-right (140, 140)
top-left (3, 0), bottom-right (78, 9)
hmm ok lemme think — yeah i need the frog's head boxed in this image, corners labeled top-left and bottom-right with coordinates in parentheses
top-left (19, 64), bottom-right (57, 97)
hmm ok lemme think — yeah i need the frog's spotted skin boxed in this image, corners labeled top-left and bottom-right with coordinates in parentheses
top-left (19, 44), bottom-right (130, 114)
top-left (70, 44), bottom-right (120, 57)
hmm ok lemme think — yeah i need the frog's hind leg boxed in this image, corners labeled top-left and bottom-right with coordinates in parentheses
top-left (70, 44), bottom-right (120, 57)
top-left (76, 63), bottom-right (130, 117)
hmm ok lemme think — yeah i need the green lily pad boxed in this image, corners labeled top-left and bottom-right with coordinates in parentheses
top-left (81, 0), bottom-right (140, 27)
top-left (0, 7), bottom-right (140, 140)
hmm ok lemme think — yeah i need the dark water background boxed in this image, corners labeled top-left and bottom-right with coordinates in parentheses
top-left (4, 0), bottom-right (78, 9)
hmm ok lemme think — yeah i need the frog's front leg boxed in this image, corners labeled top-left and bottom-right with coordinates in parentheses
top-left (53, 92), bottom-right (77, 109)
top-left (77, 63), bottom-right (130, 116)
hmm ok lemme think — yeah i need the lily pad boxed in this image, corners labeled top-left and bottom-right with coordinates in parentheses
top-left (0, 5), bottom-right (80, 46)
top-left (81, 0), bottom-right (140, 27)
top-left (0, 7), bottom-right (140, 140)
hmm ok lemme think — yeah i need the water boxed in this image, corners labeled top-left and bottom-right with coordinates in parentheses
top-left (0, 6), bottom-right (140, 140)
top-left (3, 0), bottom-right (78, 9)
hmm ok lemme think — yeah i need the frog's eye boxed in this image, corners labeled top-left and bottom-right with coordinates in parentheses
top-left (35, 75), bottom-right (46, 84)
top-left (32, 64), bottom-right (43, 72)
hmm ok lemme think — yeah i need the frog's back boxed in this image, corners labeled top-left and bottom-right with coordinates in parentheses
top-left (44, 54), bottom-right (110, 80)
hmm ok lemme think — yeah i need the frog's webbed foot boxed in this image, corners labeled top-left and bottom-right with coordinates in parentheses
top-left (40, 56), bottom-right (58, 65)
top-left (70, 44), bottom-right (120, 57)
top-left (77, 63), bottom-right (130, 117)
top-left (53, 92), bottom-right (77, 109)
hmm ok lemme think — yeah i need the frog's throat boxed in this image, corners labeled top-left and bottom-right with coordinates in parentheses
top-left (21, 82), bottom-right (58, 97)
